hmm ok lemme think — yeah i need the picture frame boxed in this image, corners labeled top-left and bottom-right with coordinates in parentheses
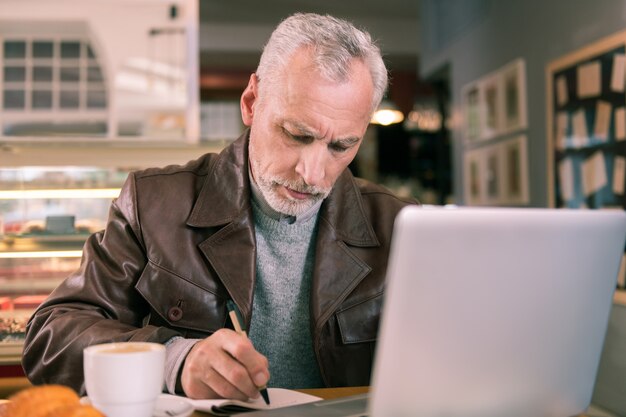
top-left (463, 136), bottom-right (530, 207)
top-left (501, 59), bottom-right (527, 133)
top-left (463, 148), bottom-right (486, 205)
top-left (499, 134), bottom-right (530, 205)
top-left (484, 144), bottom-right (501, 204)
top-left (462, 58), bottom-right (529, 208)
top-left (462, 58), bottom-right (527, 144)
top-left (462, 82), bottom-right (481, 143)
top-left (480, 73), bottom-right (502, 141)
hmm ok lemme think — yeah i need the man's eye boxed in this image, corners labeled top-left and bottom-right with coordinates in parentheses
top-left (330, 143), bottom-right (349, 153)
top-left (283, 129), bottom-right (312, 143)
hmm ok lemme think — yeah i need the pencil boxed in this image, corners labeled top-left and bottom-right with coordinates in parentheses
top-left (226, 299), bottom-right (270, 405)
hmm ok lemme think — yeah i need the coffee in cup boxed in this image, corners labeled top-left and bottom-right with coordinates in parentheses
top-left (83, 342), bottom-right (165, 417)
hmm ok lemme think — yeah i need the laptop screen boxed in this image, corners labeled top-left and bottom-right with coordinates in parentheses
top-left (369, 207), bottom-right (626, 417)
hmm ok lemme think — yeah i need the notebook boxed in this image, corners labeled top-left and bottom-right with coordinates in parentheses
top-left (237, 207), bottom-right (626, 417)
top-left (157, 388), bottom-right (321, 416)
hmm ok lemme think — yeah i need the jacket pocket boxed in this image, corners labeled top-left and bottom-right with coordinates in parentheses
top-left (336, 293), bottom-right (382, 344)
top-left (136, 261), bottom-right (226, 333)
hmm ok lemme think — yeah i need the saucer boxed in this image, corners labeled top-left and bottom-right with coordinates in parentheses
top-left (80, 394), bottom-right (194, 417)
top-left (153, 395), bottom-right (194, 417)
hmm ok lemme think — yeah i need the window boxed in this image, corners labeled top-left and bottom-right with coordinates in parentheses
top-left (1, 38), bottom-right (107, 111)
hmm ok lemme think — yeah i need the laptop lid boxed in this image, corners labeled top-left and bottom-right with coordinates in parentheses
top-left (369, 207), bottom-right (626, 417)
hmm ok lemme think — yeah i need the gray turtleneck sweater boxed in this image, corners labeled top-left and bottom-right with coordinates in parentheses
top-left (247, 192), bottom-right (324, 388)
top-left (163, 176), bottom-right (325, 393)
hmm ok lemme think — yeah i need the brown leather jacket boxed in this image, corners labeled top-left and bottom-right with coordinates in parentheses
top-left (22, 131), bottom-right (416, 392)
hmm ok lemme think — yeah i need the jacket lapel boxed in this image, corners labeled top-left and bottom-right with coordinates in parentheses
top-left (310, 170), bottom-right (380, 335)
top-left (186, 132), bottom-right (256, 328)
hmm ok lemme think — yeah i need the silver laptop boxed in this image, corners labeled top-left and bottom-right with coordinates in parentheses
top-left (238, 206), bottom-right (626, 417)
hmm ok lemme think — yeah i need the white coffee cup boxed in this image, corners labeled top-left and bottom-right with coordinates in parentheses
top-left (83, 342), bottom-right (165, 417)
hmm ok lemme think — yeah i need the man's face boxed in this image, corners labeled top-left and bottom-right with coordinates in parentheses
top-left (241, 48), bottom-right (375, 216)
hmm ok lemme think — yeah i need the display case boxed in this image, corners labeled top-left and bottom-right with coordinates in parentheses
top-left (0, 139), bottom-right (225, 363)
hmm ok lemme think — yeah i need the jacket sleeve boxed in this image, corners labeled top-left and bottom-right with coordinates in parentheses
top-left (22, 173), bottom-right (181, 393)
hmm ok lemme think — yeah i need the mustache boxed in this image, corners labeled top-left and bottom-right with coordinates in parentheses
top-left (273, 179), bottom-right (330, 196)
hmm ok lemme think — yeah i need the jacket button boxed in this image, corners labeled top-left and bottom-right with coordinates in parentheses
top-left (168, 306), bottom-right (183, 322)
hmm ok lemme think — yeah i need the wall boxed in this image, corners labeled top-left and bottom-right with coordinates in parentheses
top-left (418, 1), bottom-right (626, 414)
top-left (419, 0), bottom-right (626, 207)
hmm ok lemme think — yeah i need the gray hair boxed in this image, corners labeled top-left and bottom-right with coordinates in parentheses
top-left (256, 13), bottom-right (388, 113)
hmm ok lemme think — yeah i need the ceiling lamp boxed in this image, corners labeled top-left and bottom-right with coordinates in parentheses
top-left (370, 99), bottom-right (404, 126)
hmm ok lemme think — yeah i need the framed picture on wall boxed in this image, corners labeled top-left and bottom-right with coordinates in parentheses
top-left (484, 145), bottom-right (501, 204)
top-left (463, 83), bottom-right (481, 142)
top-left (462, 58), bottom-right (529, 207)
top-left (500, 134), bottom-right (529, 205)
top-left (463, 137), bottom-right (530, 206)
top-left (462, 58), bottom-right (528, 145)
top-left (502, 59), bottom-right (528, 133)
top-left (547, 29), bottom-right (626, 293)
top-left (480, 73), bottom-right (502, 140)
top-left (464, 149), bottom-right (485, 205)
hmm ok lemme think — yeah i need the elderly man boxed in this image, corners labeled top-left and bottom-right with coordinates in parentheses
top-left (23, 13), bottom-right (416, 401)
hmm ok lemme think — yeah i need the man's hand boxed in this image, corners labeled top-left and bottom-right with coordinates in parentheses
top-left (181, 329), bottom-right (270, 400)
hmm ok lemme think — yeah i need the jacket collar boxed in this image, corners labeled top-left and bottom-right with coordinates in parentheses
top-left (186, 132), bottom-right (251, 228)
top-left (186, 130), bottom-right (379, 247)
top-left (319, 169), bottom-right (379, 247)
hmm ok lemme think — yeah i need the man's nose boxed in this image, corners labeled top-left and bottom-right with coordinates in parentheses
top-left (295, 144), bottom-right (326, 187)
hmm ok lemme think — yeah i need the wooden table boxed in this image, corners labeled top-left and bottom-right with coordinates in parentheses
top-left (292, 386), bottom-right (368, 400)
top-left (0, 377), bottom-right (31, 399)
top-left (185, 386), bottom-right (602, 417)
top-left (0, 380), bottom-right (367, 416)
top-left (0, 381), bottom-right (603, 417)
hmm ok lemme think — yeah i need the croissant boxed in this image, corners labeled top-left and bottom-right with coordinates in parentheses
top-left (2, 385), bottom-right (104, 417)
top-left (45, 404), bottom-right (104, 417)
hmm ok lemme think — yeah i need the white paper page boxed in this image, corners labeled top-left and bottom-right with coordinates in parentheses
top-left (556, 112), bottom-right (568, 150)
top-left (558, 158), bottom-right (575, 202)
top-left (572, 109), bottom-right (589, 148)
top-left (556, 75), bottom-right (568, 106)
top-left (613, 156), bottom-right (626, 195)
top-left (594, 100), bottom-right (611, 141)
top-left (182, 388), bottom-right (322, 414)
top-left (616, 107), bottom-right (626, 141)
top-left (611, 54), bottom-right (626, 92)
top-left (582, 151), bottom-right (608, 197)
top-left (577, 61), bottom-right (601, 98)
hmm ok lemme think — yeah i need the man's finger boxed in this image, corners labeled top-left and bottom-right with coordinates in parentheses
top-left (222, 334), bottom-right (270, 388)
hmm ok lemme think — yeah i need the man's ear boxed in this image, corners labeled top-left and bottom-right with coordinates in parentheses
top-left (240, 74), bottom-right (259, 127)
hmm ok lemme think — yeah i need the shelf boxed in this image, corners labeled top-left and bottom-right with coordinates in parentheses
top-left (0, 138), bottom-right (229, 168)
top-left (0, 235), bottom-right (87, 255)
top-left (0, 188), bottom-right (120, 200)
top-left (0, 342), bottom-right (22, 366)
top-left (0, 309), bottom-right (30, 363)
top-left (0, 278), bottom-right (64, 293)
